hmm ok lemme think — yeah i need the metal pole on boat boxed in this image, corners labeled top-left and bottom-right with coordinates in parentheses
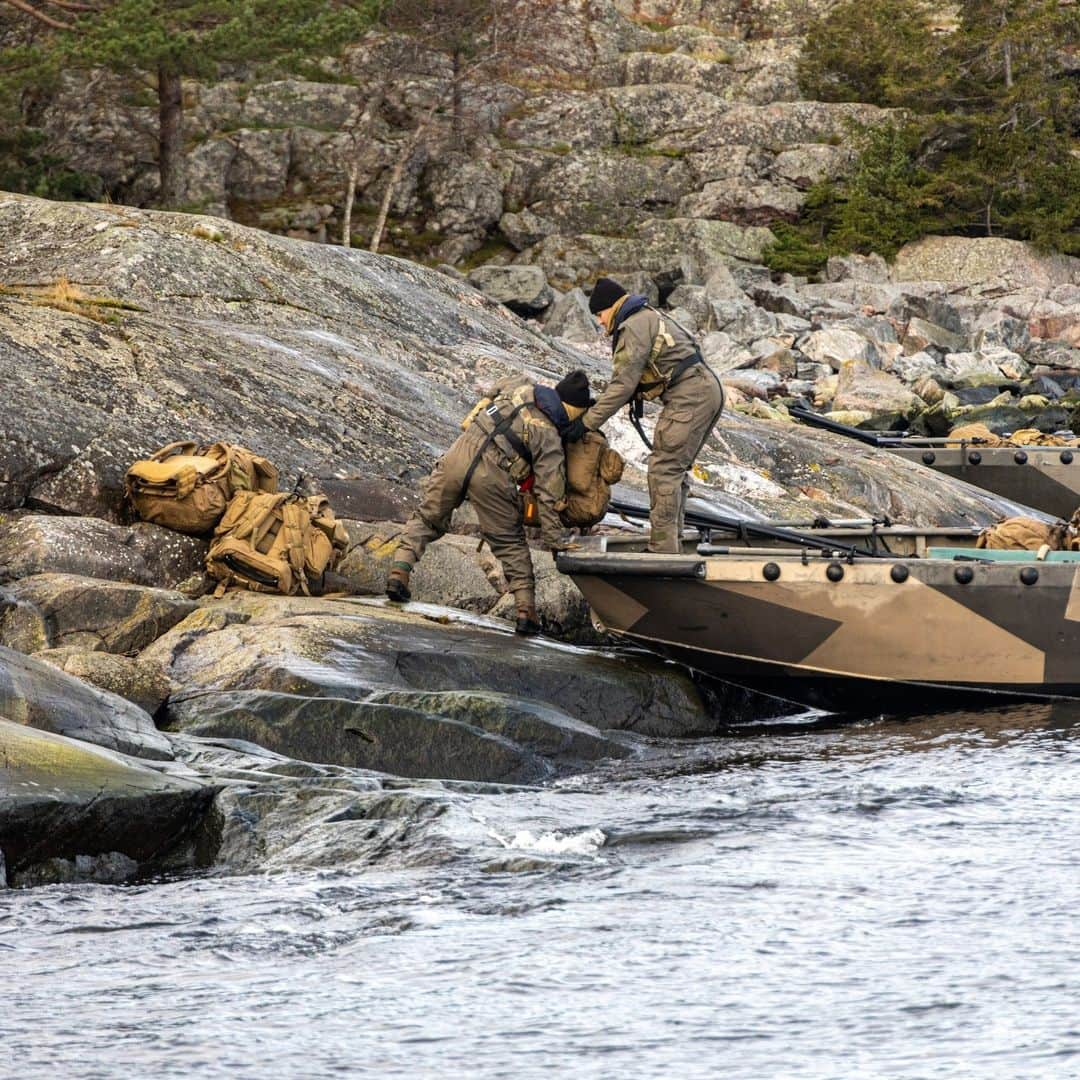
top-left (607, 495), bottom-right (891, 559)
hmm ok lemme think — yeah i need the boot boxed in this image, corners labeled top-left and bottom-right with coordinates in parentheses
top-left (515, 607), bottom-right (542, 636)
top-left (385, 566), bottom-right (411, 603)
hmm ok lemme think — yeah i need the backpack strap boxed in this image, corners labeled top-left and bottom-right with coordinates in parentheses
top-left (282, 501), bottom-right (310, 596)
top-left (151, 441), bottom-right (199, 462)
top-left (461, 400), bottom-right (534, 500)
top-left (636, 305), bottom-right (705, 397)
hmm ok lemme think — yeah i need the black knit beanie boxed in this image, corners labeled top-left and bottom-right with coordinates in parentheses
top-left (588, 276), bottom-right (627, 315)
top-left (555, 369), bottom-right (592, 408)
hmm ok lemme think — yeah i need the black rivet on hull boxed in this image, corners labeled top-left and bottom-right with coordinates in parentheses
top-left (954, 565), bottom-right (974, 584)
top-left (1014, 451), bottom-right (1028, 464)
top-left (826, 562), bottom-right (844, 582)
top-left (1020, 567), bottom-right (1039, 586)
top-left (763, 562), bottom-right (781, 581)
top-left (968, 451), bottom-right (982, 465)
top-left (922, 451), bottom-right (936, 465)
top-left (891, 564), bottom-right (909, 583)
top-left (1062, 451), bottom-right (1074, 465)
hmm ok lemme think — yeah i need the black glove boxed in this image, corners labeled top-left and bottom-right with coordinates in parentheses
top-left (564, 418), bottom-right (587, 443)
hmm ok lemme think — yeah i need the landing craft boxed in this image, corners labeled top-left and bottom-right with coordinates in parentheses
top-left (790, 406), bottom-right (1080, 521)
top-left (557, 509), bottom-right (1080, 713)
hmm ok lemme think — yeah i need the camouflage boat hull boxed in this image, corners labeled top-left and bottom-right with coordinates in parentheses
top-left (888, 445), bottom-right (1080, 521)
top-left (558, 547), bottom-right (1080, 712)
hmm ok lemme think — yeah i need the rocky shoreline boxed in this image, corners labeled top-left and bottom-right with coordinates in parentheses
top-left (1, 193), bottom-right (1069, 890)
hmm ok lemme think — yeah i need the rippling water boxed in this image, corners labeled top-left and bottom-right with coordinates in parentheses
top-left (5, 702), bottom-right (1080, 1078)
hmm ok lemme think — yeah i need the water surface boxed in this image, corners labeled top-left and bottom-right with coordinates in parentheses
top-left (5, 703), bottom-right (1079, 1078)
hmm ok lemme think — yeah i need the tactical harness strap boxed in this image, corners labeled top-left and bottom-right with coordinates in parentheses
top-left (461, 401), bottom-right (535, 499)
top-left (622, 307), bottom-right (722, 452)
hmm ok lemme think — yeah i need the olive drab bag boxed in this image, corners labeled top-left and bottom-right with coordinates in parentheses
top-left (125, 441), bottom-right (278, 535)
top-left (205, 491), bottom-right (348, 596)
top-left (558, 431), bottom-right (625, 529)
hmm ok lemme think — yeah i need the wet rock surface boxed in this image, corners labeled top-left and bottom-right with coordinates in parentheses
top-left (149, 593), bottom-right (716, 781)
top-left (0, 717), bottom-right (213, 885)
top-left (0, 643), bottom-right (173, 760)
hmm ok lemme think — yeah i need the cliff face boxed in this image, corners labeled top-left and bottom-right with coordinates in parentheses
top-left (25, 0), bottom-right (861, 275)
top-left (0, 194), bottom-right (1027, 528)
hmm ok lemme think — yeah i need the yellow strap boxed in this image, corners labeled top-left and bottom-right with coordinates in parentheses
top-left (282, 503), bottom-right (310, 594)
top-left (151, 440), bottom-right (198, 462)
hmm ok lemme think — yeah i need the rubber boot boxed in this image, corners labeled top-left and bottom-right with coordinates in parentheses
top-left (386, 565), bottom-right (411, 603)
top-left (515, 607), bottom-right (542, 636)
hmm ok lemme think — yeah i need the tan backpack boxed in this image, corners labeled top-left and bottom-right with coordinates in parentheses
top-left (126, 441), bottom-right (279, 535)
top-left (205, 490), bottom-right (349, 596)
top-left (976, 517), bottom-right (1067, 552)
top-left (558, 431), bottom-right (625, 529)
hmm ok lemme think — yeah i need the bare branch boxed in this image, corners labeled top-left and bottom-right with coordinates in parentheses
top-left (42, 0), bottom-right (102, 11)
top-left (0, 0), bottom-right (73, 29)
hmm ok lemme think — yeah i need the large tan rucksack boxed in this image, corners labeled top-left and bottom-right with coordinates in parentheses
top-left (558, 431), bottom-right (625, 529)
top-left (126, 441), bottom-right (278, 535)
top-left (206, 490), bottom-right (349, 596)
top-left (976, 517), bottom-right (1067, 551)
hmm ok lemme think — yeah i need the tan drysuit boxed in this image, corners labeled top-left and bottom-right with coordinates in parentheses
top-left (583, 302), bottom-right (725, 553)
top-left (393, 376), bottom-right (567, 611)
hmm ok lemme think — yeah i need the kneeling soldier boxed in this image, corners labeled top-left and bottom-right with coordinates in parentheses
top-left (386, 371), bottom-right (591, 635)
top-left (566, 276), bottom-right (725, 554)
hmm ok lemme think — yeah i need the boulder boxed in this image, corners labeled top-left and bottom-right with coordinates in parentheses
top-left (971, 311), bottom-right (1031, 353)
top-left (825, 253), bottom-right (890, 284)
top-left (500, 209), bottom-right (558, 251)
top-left (517, 218), bottom-right (774, 287)
top-left (703, 264), bottom-right (744, 301)
top-left (749, 283), bottom-right (813, 319)
top-left (773, 144), bottom-right (857, 189)
top-left (34, 649), bottom-right (173, 715)
top-left (832, 360), bottom-right (925, 420)
top-left (723, 369), bottom-right (782, 399)
top-left (799, 328), bottom-right (881, 370)
top-left (888, 351), bottom-right (943, 386)
top-left (901, 316), bottom-right (966, 355)
top-left (943, 350), bottom-right (1026, 385)
top-left (0, 573), bottom-right (195, 655)
top-left (1026, 340), bottom-right (1080, 371)
top-left (665, 285), bottom-right (712, 329)
top-left (543, 288), bottom-right (601, 344)
top-left (0, 515), bottom-right (206, 587)
top-left (168, 688), bottom-right (631, 785)
top-left (0, 717), bottom-right (212, 886)
top-left (147, 593), bottom-right (715, 744)
top-left (668, 307), bottom-right (700, 336)
top-left (340, 530), bottom-right (502, 613)
top-left (721, 303), bottom-right (779, 341)
top-left (0, 643), bottom-right (172, 760)
top-left (619, 272), bottom-right (661, 307)
top-left (894, 236), bottom-right (1080, 290)
top-left (678, 178), bottom-right (804, 226)
top-left (802, 280), bottom-right (898, 313)
top-left (466, 265), bottom-right (554, 316)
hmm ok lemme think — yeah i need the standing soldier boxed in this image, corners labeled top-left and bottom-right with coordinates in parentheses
top-left (565, 277), bottom-right (725, 554)
top-left (386, 371), bottom-right (592, 635)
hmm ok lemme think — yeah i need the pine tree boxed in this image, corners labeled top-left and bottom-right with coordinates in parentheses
top-left (0, 0), bottom-right (379, 206)
top-left (772, 0), bottom-right (1080, 271)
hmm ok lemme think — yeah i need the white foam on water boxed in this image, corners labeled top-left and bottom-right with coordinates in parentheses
top-left (504, 828), bottom-right (607, 856)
